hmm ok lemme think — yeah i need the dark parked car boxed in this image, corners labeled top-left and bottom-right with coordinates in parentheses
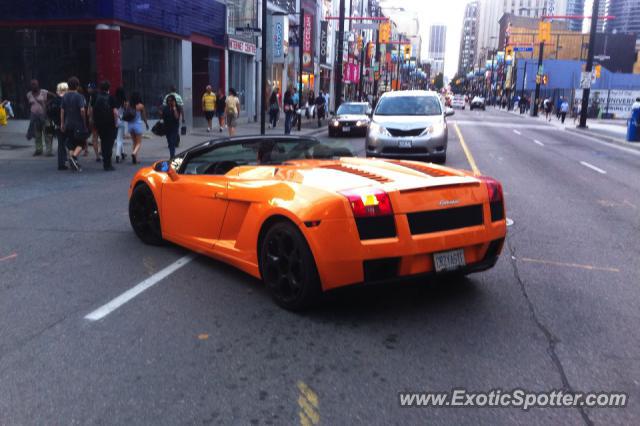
top-left (328, 102), bottom-right (372, 137)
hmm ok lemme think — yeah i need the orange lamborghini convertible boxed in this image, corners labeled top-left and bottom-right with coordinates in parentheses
top-left (129, 136), bottom-right (506, 310)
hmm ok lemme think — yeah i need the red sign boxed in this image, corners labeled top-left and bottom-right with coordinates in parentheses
top-left (303, 14), bottom-right (313, 70)
top-left (228, 37), bottom-right (256, 55)
top-left (342, 63), bottom-right (359, 84)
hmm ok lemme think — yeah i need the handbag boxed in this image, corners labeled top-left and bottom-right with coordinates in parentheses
top-left (151, 121), bottom-right (165, 136)
top-left (180, 125), bottom-right (187, 136)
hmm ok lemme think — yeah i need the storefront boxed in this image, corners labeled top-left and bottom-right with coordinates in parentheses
top-left (0, 0), bottom-right (226, 123)
top-left (228, 37), bottom-right (256, 120)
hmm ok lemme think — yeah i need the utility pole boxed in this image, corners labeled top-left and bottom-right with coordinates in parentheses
top-left (532, 40), bottom-right (544, 116)
top-left (260, 0), bottom-right (267, 135)
top-left (578, 0), bottom-right (599, 128)
top-left (372, 6), bottom-right (381, 99)
top-left (298, 8), bottom-right (304, 131)
top-left (334, 0), bottom-right (346, 111)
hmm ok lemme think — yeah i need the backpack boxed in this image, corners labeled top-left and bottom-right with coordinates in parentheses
top-left (47, 97), bottom-right (62, 124)
top-left (93, 93), bottom-right (112, 127)
top-left (122, 106), bottom-right (136, 122)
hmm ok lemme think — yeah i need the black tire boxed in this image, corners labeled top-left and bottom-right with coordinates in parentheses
top-left (129, 184), bottom-right (164, 246)
top-left (259, 221), bottom-right (321, 311)
top-left (432, 153), bottom-right (447, 164)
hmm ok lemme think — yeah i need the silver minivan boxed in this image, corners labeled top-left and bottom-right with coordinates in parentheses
top-left (365, 90), bottom-right (454, 163)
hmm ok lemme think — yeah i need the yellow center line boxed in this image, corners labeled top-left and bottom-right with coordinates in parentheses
top-left (297, 381), bottom-right (320, 425)
top-left (453, 123), bottom-right (480, 176)
top-left (519, 257), bottom-right (620, 273)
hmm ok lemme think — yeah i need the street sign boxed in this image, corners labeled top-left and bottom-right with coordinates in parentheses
top-left (513, 46), bottom-right (533, 52)
top-left (594, 55), bottom-right (610, 61)
top-left (580, 71), bottom-right (592, 89)
top-left (353, 23), bottom-right (378, 31)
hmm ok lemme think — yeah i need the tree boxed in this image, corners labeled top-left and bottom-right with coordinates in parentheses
top-left (434, 73), bottom-right (444, 91)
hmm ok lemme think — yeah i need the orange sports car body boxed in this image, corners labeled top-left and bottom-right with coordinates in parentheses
top-left (128, 136), bottom-right (506, 309)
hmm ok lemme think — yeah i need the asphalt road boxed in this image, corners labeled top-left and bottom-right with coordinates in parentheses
top-left (0, 108), bottom-right (638, 425)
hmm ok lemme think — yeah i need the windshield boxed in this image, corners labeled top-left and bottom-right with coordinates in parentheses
top-left (374, 96), bottom-right (442, 116)
top-left (179, 138), bottom-right (354, 175)
top-left (337, 104), bottom-right (367, 115)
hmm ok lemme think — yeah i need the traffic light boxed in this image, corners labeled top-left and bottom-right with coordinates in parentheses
top-left (505, 45), bottom-right (513, 57)
top-left (403, 44), bottom-right (411, 58)
top-left (368, 42), bottom-right (375, 59)
top-left (357, 35), bottom-right (363, 51)
top-left (595, 64), bottom-right (601, 78)
top-left (538, 21), bottom-right (551, 43)
top-left (542, 74), bottom-right (549, 85)
top-left (378, 22), bottom-right (390, 44)
top-left (536, 74), bottom-right (541, 84)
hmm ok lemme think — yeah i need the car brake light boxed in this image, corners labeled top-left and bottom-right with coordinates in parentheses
top-left (340, 188), bottom-right (393, 218)
top-left (478, 176), bottom-right (503, 202)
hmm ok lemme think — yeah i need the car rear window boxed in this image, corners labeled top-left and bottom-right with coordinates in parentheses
top-left (375, 96), bottom-right (442, 116)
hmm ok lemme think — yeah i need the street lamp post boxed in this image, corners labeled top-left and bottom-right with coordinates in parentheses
top-left (334, 0), bottom-right (346, 111)
top-left (260, 0), bottom-right (267, 135)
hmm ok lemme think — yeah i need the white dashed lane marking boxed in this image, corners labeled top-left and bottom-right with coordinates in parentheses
top-left (579, 161), bottom-right (607, 175)
top-left (85, 254), bottom-right (196, 321)
top-left (513, 129), bottom-right (522, 135)
top-left (533, 139), bottom-right (545, 146)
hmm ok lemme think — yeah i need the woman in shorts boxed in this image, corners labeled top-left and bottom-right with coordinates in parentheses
top-left (128, 92), bottom-right (148, 164)
top-left (225, 88), bottom-right (240, 137)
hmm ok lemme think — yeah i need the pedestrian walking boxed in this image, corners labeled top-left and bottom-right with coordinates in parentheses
top-left (225, 88), bottom-right (240, 137)
top-left (26, 79), bottom-right (52, 156)
top-left (291, 88), bottom-right (300, 129)
top-left (216, 88), bottom-right (226, 132)
top-left (283, 89), bottom-right (295, 135)
top-left (47, 82), bottom-right (67, 170)
top-left (543, 97), bottom-right (552, 121)
top-left (128, 92), bottom-right (149, 164)
top-left (556, 96), bottom-right (563, 120)
top-left (314, 91), bottom-right (326, 127)
top-left (202, 85), bottom-right (216, 132)
top-left (93, 81), bottom-right (119, 171)
top-left (268, 88), bottom-right (279, 128)
top-left (162, 86), bottom-right (184, 106)
top-left (162, 94), bottom-right (182, 159)
top-left (60, 76), bottom-right (88, 172)
top-left (85, 83), bottom-right (102, 162)
top-left (0, 101), bottom-right (7, 127)
top-left (560, 98), bottom-right (569, 124)
top-left (114, 87), bottom-right (128, 163)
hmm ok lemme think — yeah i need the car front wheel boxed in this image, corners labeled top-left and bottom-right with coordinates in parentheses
top-left (129, 184), bottom-right (163, 246)
top-left (260, 221), bottom-right (321, 311)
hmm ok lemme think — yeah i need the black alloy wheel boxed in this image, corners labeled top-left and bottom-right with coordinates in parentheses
top-left (260, 222), bottom-right (321, 311)
top-left (129, 184), bottom-right (164, 246)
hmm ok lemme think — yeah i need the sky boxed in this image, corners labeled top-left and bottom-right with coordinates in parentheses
top-left (380, 0), bottom-right (468, 78)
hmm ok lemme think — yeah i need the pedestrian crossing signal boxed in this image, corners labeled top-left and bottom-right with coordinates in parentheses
top-left (404, 45), bottom-right (411, 58)
top-left (542, 74), bottom-right (548, 85)
top-left (594, 64), bottom-right (601, 78)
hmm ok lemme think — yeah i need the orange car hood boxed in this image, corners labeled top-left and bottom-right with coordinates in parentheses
top-left (229, 157), bottom-right (479, 193)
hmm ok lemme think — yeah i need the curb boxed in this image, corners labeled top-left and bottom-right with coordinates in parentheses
top-left (564, 127), bottom-right (640, 152)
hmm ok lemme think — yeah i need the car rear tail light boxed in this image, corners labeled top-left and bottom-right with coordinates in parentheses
top-left (340, 188), bottom-right (393, 218)
top-left (478, 176), bottom-right (503, 202)
top-left (478, 176), bottom-right (505, 221)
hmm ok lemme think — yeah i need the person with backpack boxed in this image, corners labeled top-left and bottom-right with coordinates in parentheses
top-left (314, 91), bottom-right (326, 128)
top-left (93, 81), bottom-right (119, 171)
top-left (47, 82), bottom-right (68, 170)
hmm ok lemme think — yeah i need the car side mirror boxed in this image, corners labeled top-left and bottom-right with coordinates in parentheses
top-left (155, 160), bottom-right (180, 181)
top-left (445, 108), bottom-right (455, 117)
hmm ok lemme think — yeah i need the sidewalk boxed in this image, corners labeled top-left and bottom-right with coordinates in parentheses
top-left (501, 107), bottom-right (640, 152)
top-left (0, 117), bottom-right (328, 161)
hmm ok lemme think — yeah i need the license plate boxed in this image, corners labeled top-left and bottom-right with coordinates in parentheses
top-left (342, 126), bottom-right (351, 132)
top-left (398, 140), bottom-right (412, 148)
top-left (433, 249), bottom-right (466, 273)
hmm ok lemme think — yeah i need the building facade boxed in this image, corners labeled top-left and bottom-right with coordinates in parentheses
top-left (566, 0), bottom-right (585, 32)
top-left (458, 1), bottom-right (480, 75)
top-left (0, 0), bottom-right (226, 125)
top-left (607, 0), bottom-right (640, 40)
top-left (428, 25), bottom-right (447, 76)
top-left (476, 0), bottom-right (569, 68)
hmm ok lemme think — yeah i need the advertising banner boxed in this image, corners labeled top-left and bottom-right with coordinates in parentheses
top-left (303, 13), bottom-right (314, 70)
top-left (574, 90), bottom-right (640, 119)
top-left (320, 21), bottom-right (328, 65)
top-left (272, 15), bottom-right (289, 63)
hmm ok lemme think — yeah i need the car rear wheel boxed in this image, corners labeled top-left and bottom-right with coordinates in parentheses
top-left (260, 221), bottom-right (321, 311)
top-left (129, 184), bottom-right (163, 246)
